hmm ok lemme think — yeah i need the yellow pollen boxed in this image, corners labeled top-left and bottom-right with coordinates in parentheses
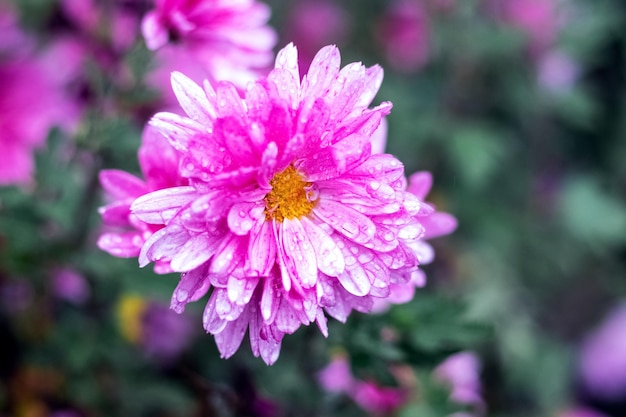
top-left (264, 165), bottom-right (317, 222)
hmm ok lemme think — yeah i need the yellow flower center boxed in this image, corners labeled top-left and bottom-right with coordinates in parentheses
top-left (264, 165), bottom-right (317, 222)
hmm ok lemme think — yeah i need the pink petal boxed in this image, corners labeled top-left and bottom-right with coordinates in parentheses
top-left (300, 217), bottom-right (345, 277)
top-left (131, 186), bottom-right (197, 224)
top-left (248, 220), bottom-right (277, 276)
top-left (297, 133), bottom-right (371, 181)
top-left (170, 233), bottom-right (220, 272)
top-left (227, 201), bottom-right (264, 235)
top-left (279, 218), bottom-right (318, 289)
top-left (171, 264), bottom-right (211, 313)
top-left (301, 45), bottom-right (341, 99)
top-left (422, 212), bottom-right (458, 239)
top-left (214, 314), bottom-right (249, 359)
top-left (209, 235), bottom-right (247, 277)
top-left (97, 232), bottom-right (143, 258)
top-left (138, 225), bottom-right (190, 267)
top-left (313, 200), bottom-right (376, 245)
top-left (149, 112), bottom-right (205, 152)
top-left (260, 273), bottom-right (280, 323)
top-left (407, 171), bottom-right (433, 200)
top-left (203, 290), bottom-right (227, 334)
top-left (227, 275), bottom-right (259, 305)
top-left (171, 71), bottom-right (215, 124)
top-left (99, 170), bottom-right (147, 199)
top-left (274, 42), bottom-right (300, 87)
top-left (98, 200), bottom-right (132, 227)
top-left (141, 11), bottom-right (168, 50)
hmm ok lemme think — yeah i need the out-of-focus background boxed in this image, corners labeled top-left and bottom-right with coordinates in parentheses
top-left (0, 0), bottom-right (625, 416)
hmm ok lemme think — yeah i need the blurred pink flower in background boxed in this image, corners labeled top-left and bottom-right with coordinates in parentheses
top-left (537, 49), bottom-right (580, 93)
top-left (578, 303), bottom-right (626, 401)
top-left (0, 6), bottom-right (79, 186)
top-left (142, 0), bottom-right (277, 89)
top-left (285, 0), bottom-right (350, 71)
top-left (98, 125), bottom-right (187, 274)
top-left (318, 355), bottom-right (409, 413)
top-left (434, 351), bottom-right (484, 413)
top-left (376, 0), bottom-right (430, 73)
top-left (52, 268), bottom-right (90, 305)
top-left (494, 0), bottom-right (561, 56)
top-left (141, 300), bottom-right (196, 360)
top-left (61, 0), bottom-right (140, 53)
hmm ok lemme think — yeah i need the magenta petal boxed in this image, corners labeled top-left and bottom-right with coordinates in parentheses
top-left (131, 186), bottom-right (197, 224)
top-left (171, 72), bottom-right (215, 124)
top-left (138, 226), bottom-right (190, 267)
top-left (171, 264), bottom-right (211, 313)
top-left (274, 43), bottom-right (300, 89)
top-left (227, 275), bottom-right (259, 305)
top-left (248, 220), bottom-right (277, 276)
top-left (280, 218), bottom-right (318, 288)
top-left (209, 235), bottom-right (246, 277)
top-left (300, 217), bottom-right (345, 277)
top-left (203, 290), bottom-right (228, 334)
top-left (150, 112), bottom-right (205, 152)
top-left (422, 212), bottom-right (458, 239)
top-left (97, 232), bottom-right (143, 258)
top-left (214, 313), bottom-right (249, 359)
top-left (99, 170), bottom-right (147, 199)
top-left (141, 11), bottom-right (168, 50)
top-left (407, 171), bottom-right (433, 200)
top-left (170, 233), bottom-right (220, 272)
top-left (227, 201), bottom-right (264, 236)
top-left (301, 45), bottom-right (341, 99)
top-left (99, 201), bottom-right (132, 227)
top-left (260, 274), bottom-right (280, 323)
top-left (298, 133), bottom-right (371, 182)
top-left (314, 200), bottom-right (376, 245)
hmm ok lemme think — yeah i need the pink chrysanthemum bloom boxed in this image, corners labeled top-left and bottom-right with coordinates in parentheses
top-left (142, 0), bottom-right (277, 88)
top-left (98, 125), bottom-right (187, 274)
top-left (124, 43), bottom-right (445, 364)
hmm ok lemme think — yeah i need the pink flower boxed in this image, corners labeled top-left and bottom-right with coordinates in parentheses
top-left (107, 43), bottom-right (452, 364)
top-left (0, 8), bottom-right (79, 186)
top-left (495, 0), bottom-right (561, 55)
top-left (537, 49), bottom-right (580, 93)
top-left (578, 303), bottom-right (626, 401)
top-left (376, 0), bottom-right (430, 73)
top-left (434, 351), bottom-right (484, 411)
top-left (318, 355), bottom-right (408, 413)
top-left (142, 0), bottom-right (277, 88)
top-left (52, 268), bottom-right (90, 305)
top-left (98, 125), bottom-right (187, 274)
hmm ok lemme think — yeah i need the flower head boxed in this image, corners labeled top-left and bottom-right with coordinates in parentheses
top-left (106, 43), bottom-right (452, 364)
top-left (142, 0), bottom-right (277, 88)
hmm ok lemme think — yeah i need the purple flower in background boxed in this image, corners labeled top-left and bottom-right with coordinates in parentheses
top-left (285, 0), bottom-right (350, 71)
top-left (117, 43), bottom-right (451, 364)
top-left (537, 49), bottom-right (580, 93)
top-left (52, 268), bottom-right (90, 305)
top-left (434, 351), bottom-right (484, 414)
top-left (98, 125), bottom-right (187, 274)
top-left (142, 0), bottom-right (277, 88)
top-left (578, 303), bottom-right (626, 401)
top-left (0, 6), bottom-right (79, 186)
top-left (376, 0), bottom-right (430, 73)
top-left (495, 0), bottom-right (561, 56)
top-left (318, 355), bottom-right (409, 413)
top-left (141, 300), bottom-right (196, 360)
top-left (117, 295), bottom-right (196, 361)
